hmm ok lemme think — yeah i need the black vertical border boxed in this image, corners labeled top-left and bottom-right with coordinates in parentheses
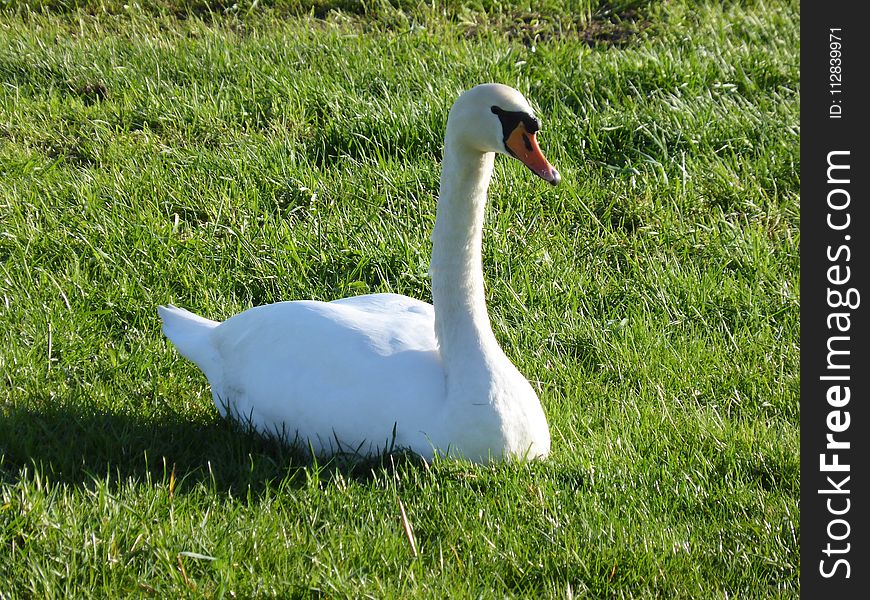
top-left (801, 1), bottom-right (869, 597)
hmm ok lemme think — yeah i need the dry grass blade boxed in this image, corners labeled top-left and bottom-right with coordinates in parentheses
top-left (397, 496), bottom-right (418, 558)
top-left (169, 463), bottom-right (177, 500)
top-left (177, 554), bottom-right (196, 592)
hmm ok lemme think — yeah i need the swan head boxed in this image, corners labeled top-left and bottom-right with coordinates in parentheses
top-left (446, 83), bottom-right (561, 185)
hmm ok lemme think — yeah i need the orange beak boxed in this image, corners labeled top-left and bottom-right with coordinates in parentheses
top-left (504, 122), bottom-right (561, 185)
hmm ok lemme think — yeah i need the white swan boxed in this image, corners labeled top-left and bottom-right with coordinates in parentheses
top-left (158, 83), bottom-right (561, 463)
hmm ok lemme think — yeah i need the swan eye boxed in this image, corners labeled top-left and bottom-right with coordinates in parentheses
top-left (491, 106), bottom-right (541, 144)
top-left (493, 105), bottom-right (560, 185)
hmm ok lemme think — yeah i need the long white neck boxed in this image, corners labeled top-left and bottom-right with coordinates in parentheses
top-left (429, 135), bottom-right (504, 373)
top-left (425, 98), bottom-right (551, 461)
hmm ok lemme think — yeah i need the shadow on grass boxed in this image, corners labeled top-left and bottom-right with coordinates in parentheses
top-left (0, 403), bottom-right (428, 496)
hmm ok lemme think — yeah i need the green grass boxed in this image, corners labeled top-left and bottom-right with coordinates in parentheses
top-left (1, 0), bottom-right (799, 597)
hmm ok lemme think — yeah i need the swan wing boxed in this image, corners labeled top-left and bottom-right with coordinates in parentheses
top-left (195, 294), bottom-right (445, 454)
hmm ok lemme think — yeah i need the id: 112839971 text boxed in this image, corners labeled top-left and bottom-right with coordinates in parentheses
top-left (829, 28), bottom-right (844, 119)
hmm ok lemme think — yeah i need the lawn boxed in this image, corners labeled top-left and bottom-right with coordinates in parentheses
top-left (0, 0), bottom-right (799, 597)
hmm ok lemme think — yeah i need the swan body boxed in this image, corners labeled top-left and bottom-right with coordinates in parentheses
top-left (159, 84), bottom-right (561, 463)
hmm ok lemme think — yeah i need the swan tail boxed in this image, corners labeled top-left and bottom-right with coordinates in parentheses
top-left (157, 304), bottom-right (221, 376)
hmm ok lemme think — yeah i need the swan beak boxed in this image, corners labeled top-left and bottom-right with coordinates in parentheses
top-left (505, 123), bottom-right (561, 186)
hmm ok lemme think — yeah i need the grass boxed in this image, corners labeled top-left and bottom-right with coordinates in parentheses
top-left (0, 0), bottom-right (799, 597)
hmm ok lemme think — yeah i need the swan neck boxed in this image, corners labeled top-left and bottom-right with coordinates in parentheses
top-left (430, 138), bottom-right (499, 361)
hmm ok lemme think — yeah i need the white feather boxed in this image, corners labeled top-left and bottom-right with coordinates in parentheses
top-left (159, 84), bottom-right (553, 463)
